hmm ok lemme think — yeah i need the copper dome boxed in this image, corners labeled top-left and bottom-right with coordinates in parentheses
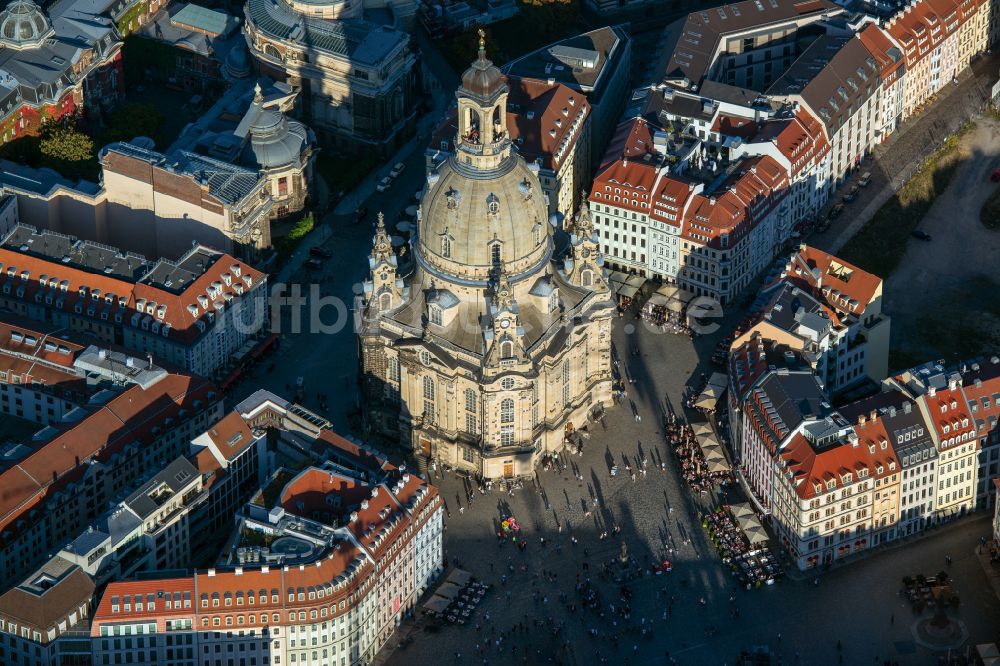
top-left (460, 31), bottom-right (506, 99)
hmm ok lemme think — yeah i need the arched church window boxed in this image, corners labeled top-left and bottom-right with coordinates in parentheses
top-left (581, 269), bottom-right (593, 287)
top-left (490, 243), bottom-right (502, 265)
top-left (441, 236), bottom-right (451, 258)
top-left (500, 398), bottom-right (514, 424)
top-left (378, 292), bottom-right (391, 312)
top-left (423, 376), bottom-right (435, 400)
top-left (548, 291), bottom-right (558, 313)
top-left (500, 339), bottom-right (514, 359)
top-left (262, 43), bottom-right (282, 61)
top-left (429, 305), bottom-right (442, 326)
top-left (532, 224), bottom-right (541, 245)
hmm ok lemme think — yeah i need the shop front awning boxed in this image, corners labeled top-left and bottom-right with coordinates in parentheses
top-left (729, 502), bottom-right (769, 545)
top-left (423, 595), bottom-right (452, 613)
top-left (434, 581), bottom-right (463, 599)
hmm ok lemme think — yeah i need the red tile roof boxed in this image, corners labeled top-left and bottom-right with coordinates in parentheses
top-left (599, 117), bottom-right (660, 167)
top-left (0, 373), bottom-right (217, 536)
top-left (780, 417), bottom-right (898, 500)
top-left (0, 246), bottom-right (264, 345)
top-left (856, 24), bottom-right (905, 80)
top-left (785, 245), bottom-right (882, 318)
top-left (589, 158), bottom-right (658, 215)
top-left (885, 0), bottom-right (981, 66)
top-left (429, 77), bottom-right (590, 174)
top-left (198, 411), bottom-right (255, 461)
top-left (711, 114), bottom-right (759, 140)
top-left (506, 76), bottom-right (590, 172)
top-left (752, 108), bottom-right (830, 176)
top-left (920, 384), bottom-right (977, 450)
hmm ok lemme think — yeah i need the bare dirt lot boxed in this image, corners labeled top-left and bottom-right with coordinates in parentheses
top-left (882, 118), bottom-right (1000, 370)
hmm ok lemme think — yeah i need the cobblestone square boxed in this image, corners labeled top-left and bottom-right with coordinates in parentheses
top-left (385, 317), bottom-right (1000, 666)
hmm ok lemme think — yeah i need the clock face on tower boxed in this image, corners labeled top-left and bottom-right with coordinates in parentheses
top-left (581, 248), bottom-right (590, 259)
top-left (500, 319), bottom-right (510, 329)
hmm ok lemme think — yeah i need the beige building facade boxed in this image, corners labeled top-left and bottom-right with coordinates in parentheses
top-left (2, 142), bottom-right (274, 263)
top-left (244, 0), bottom-right (418, 154)
top-left (359, 46), bottom-right (614, 479)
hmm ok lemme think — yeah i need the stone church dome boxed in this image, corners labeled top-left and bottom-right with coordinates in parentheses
top-left (418, 156), bottom-right (549, 283)
top-left (416, 36), bottom-right (549, 285)
top-left (0, 0), bottom-right (53, 49)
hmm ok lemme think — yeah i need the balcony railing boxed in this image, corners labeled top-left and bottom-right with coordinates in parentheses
top-left (460, 138), bottom-right (507, 155)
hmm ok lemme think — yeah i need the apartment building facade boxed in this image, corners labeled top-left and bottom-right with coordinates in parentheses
top-left (0, 226), bottom-right (268, 378)
top-left (732, 244), bottom-right (891, 395)
top-left (960, 359), bottom-right (1000, 507)
top-left (885, 0), bottom-right (990, 121)
top-left (0, 556), bottom-right (95, 666)
top-left (0, 372), bottom-right (223, 589)
top-left (91, 456), bottom-right (443, 666)
top-left (733, 331), bottom-right (1000, 568)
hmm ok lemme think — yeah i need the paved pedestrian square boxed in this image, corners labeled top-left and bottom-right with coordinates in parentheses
top-left (385, 316), bottom-right (1000, 666)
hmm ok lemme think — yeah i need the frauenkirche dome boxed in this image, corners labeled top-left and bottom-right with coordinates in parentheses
top-left (358, 39), bottom-right (615, 481)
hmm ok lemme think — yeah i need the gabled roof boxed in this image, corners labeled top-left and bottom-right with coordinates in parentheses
top-left (784, 245), bottom-right (882, 317)
top-left (0, 226), bottom-right (264, 344)
top-left (505, 76), bottom-right (590, 172)
top-left (663, 0), bottom-right (841, 86)
top-left (0, 373), bottom-right (216, 536)
top-left (0, 557), bottom-right (94, 637)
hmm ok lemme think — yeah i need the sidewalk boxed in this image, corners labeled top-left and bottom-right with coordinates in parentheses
top-left (783, 512), bottom-right (992, 581)
top-left (811, 51), bottom-right (1000, 254)
top-left (277, 66), bottom-right (449, 285)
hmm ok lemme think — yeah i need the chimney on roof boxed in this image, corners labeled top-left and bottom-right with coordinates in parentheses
top-left (903, 401), bottom-right (912, 414)
top-left (928, 386), bottom-right (936, 397)
top-left (147, 353), bottom-right (153, 368)
top-left (858, 414), bottom-right (866, 425)
top-left (870, 410), bottom-right (877, 422)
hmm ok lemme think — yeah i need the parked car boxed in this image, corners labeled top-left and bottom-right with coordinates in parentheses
top-left (911, 230), bottom-right (932, 241)
top-left (390, 162), bottom-right (406, 178)
top-left (990, 168), bottom-right (1000, 182)
top-left (843, 185), bottom-right (859, 203)
top-left (828, 203), bottom-right (845, 219)
top-left (859, 171), bottom-right (872, 187)
top-left (309, 246), bottom-right (332, 258)
top-left (376, 177), bottom-right (392, 192)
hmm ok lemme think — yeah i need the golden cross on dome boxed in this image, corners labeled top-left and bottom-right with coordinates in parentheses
top-left (478, 28), bottom-right (486, 55)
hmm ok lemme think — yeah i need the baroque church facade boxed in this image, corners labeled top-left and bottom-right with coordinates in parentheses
top-left (357, 41), bottom-right (614, 479)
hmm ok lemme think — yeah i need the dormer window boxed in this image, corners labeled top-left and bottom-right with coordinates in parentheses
top-left (489, 242), bottom-right (502, 265)
top-left (441, 235), bottom-right (451, 259)
top-left (548, 290), bottom-right (558, 313)
top-left (429, 305), bottom-right (442, 326)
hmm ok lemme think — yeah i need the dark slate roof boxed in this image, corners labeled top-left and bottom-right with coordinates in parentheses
top-left (751, 370), bottom-right (831, 441)
top-left (246, 0), bottom-right (407, 65)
